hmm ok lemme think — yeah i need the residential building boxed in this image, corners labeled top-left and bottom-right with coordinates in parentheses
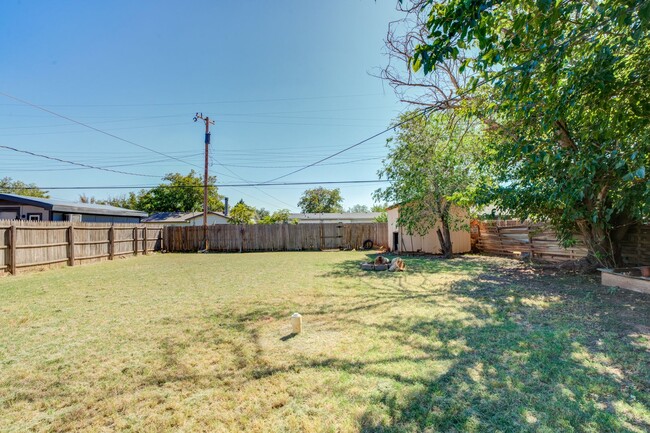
top-left (142, 211), bottom-right (230, 226)
top-left (386, 204), bottom-right (471, 254)
top-left (288, 212), bottom-right (381, 224)
top-left (0, 193), bottom-right (146, 223)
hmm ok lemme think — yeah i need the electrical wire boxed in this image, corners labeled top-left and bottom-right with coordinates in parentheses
top-left (0, 145), bottom-right (161, 178)
top-left (3, 180), bottom-right (389, 190)
top-left (0, 93), bottom-right (383, 108)
top-left (0, 92), bottom-right (202, 169)
top-left (260, 107), bottom-right (433, 184)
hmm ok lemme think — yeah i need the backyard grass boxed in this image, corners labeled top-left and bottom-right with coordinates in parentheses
top-left (1, 251), bottom-right (649, 432)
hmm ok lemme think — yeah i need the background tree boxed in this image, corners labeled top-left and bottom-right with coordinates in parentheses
top-left (346, 204), bottom-right (370, 213)
top-left (297, 187), bottom-right (344, 213)
top-left (255, 208), bottom-right (270, 221)
top-left (135, 170), bottom-right (224, 214)
top-left (371, 204), bottom-right (389, 223)
top-left (78, 194), bottom-right (97, 204)
top-left (228, 200), bottom-right (256, 224)
top-left (404, 0), bottom-right (650, 267)
top-left (375, 111), bottom-right (482, 258)
top-left (0, 177), bottom-right (49, 198)
top-left (258, 209), bottom-right (291, 224)
top-left (96, 192), bottom-right (142, 210)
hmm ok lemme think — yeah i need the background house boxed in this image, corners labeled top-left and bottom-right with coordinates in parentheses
top-left (0, 193), bottom-right (146, 223)
top-left (142, 211), bottom-right (229, 226)
top-left (288, 212), bottom-right (381, 224)
top-left (387, 204), bottom-right (471, 254)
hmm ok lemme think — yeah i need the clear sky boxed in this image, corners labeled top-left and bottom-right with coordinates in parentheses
top-left (0, 0), bottom-right (409, 212)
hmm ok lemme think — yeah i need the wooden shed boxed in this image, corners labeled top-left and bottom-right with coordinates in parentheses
top-left (386, 204), bottom-right (471, 254)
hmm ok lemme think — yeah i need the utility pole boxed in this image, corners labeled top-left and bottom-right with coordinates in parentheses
top-left (194, 112), bottom-right (215, 252)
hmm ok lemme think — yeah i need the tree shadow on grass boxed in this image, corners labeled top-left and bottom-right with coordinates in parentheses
top-left (247, 258), bottom-right (649, 432)
top-left (139, 256), bottom-right (650, 432)
top-left (320, 253), bottom-right (497, 279)
top-left (352, 271), bottom-right (650, 432)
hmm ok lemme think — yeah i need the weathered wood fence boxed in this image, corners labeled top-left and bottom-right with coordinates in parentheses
top-left (0, 220), bottom-right (163, 275)
top-left (164, 223), bottom-right (388, 252)
top-left (473, 220), bottom-right (649, 265)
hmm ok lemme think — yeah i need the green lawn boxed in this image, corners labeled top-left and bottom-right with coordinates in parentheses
top-left (1, 252), bottom-right (649, 432)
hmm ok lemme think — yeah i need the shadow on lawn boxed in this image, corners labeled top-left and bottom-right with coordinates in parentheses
top-left (354, 290), bottom-right (650, 432)
top-left (270, 257), bottom-right (650, 432)
top-left (321, 253), bottom-right (493, 279)
top-left (145, 255), bottom-right (649, 432)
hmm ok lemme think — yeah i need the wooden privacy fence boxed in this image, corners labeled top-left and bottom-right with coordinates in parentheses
top-left (165, 223), bottom-right (388, 252)
top-left (0, 220), bottom-right (163, 275)
top-left (474, 220), bottom-right (588, 262)
top-left (619, 223), bottom-right (650, 266)
top-left (474, 220), bottom-right (650, 265)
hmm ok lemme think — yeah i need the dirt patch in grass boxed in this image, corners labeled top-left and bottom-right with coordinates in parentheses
top-left (1, 252), bottom-right (648, 432)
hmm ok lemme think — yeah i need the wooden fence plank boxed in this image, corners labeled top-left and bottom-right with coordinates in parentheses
top-left (164, 223), bottom-right (388, 253)
top-left (0, 221), bottom-right (163, 275)
top-left (10, 223), bottom-right (17, 275)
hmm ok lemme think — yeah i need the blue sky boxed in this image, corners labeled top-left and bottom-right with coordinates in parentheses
top-left (0, 0), bottom-right (409, 211)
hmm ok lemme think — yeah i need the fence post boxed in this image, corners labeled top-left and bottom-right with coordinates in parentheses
top-left (134, 227), bottom-right (139, 256)
top-left (143, 226), bottom-right (148, 255)
top-left (9, 222), bottom-right (17, 275)
top-left (109, 225), bottom-right (115, 260)
top-left (68, 224), bottom-right (75, 267)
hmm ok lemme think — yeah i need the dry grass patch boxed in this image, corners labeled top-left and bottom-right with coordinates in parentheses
top-left (1, 252), bottom-right (649, 432)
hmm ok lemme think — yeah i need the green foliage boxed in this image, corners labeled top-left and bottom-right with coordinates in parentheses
top-left (118, 170), bottom-right (224, 214)
top-left (408, 0), bottom-right (650, 265)
top-left (0, 177), bottom-right (49, 198)
top-left (297, 187), bottom-right (344, 213)
top-left (375, 111), bottom-right (483, 256)
top-left (258, 208), bottom-right (291, 225)
top-left (255, 208), bottom-right (270, 221)
top-left (97, 192), bottom-right (141, 210)
top-left (228, 200), bottom-right (256, 224)
top-left (374, 212), bottom-right (388, 223)
top-left (347, 204), bottom-right (371, 213)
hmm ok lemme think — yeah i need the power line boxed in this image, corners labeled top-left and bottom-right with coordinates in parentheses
top-left (261, 107), bottom-right (433, 184)
top-left (0, 91), bottom-right (202, 169)
top-left (218, 156), bottom-right (384, 169)
top-left (0, 145), bottom-right (161, 178)
top-left (0, 93), bottom-right (383, 108)
top-left (4, 180), bottom-right (390, 191)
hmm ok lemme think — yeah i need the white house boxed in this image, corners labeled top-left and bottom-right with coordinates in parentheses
top-left (386, 204), bottom-right (471, 254)
top-left (288, 212), bottom-right (381, 224)
top-left (142, 211), bottom-right (230, 226)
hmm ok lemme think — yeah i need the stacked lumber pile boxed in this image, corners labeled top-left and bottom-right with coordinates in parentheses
top-left (476, 221), bottom-right (588, 262)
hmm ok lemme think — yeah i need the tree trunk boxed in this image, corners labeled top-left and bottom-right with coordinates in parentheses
top-left (436, 215), bottom-right (453, 259)
top-left (577, 218), bottom-right (631, 268)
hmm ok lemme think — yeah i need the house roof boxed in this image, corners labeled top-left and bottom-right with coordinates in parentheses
top-left (142, 211), bottom-right (229, 223)
top-left (0, 193), bottom-right (147, 217)
top-left (289, 212), bottom-right (381, 221)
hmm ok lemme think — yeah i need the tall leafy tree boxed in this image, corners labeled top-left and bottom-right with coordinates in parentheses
top-left (347, 204), bottom-right (371, 213)
top-left (136, 170), bottom-right (224, 214)
top-left (228, 200), bottom-right (256, 224)
top-left (0, 177), bottom-right (49, 198)
top-left (258, 209), bottom-right (291, 224)
top-left (297, 187), bottom-right (344, 213)
top-left (97, 192), bottom-right (141, 210)
top-left (401, 0), bottom-right (650, 266)
top-left (375, 111), bottom-right (482, 258)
